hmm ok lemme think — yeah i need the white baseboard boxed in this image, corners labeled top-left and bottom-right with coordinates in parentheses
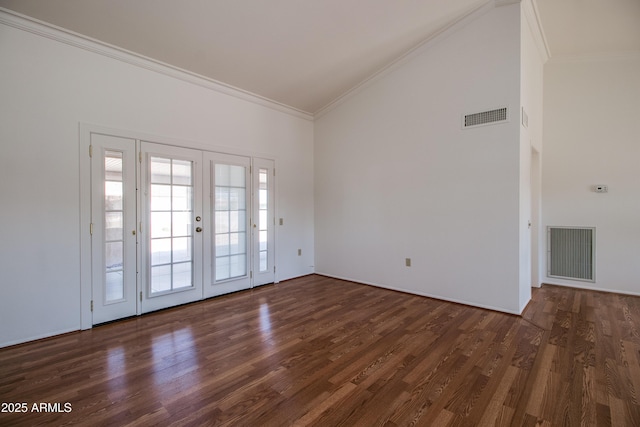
top-left (315, 271), bottom-right (523, 315)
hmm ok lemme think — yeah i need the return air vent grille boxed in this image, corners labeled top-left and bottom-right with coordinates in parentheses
top-left (547, 227), bottom-right (595, 282)
top-left (463, 107), bottom-right (508, 128)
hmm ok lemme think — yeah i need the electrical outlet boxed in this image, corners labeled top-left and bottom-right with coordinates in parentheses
top-left (298, 249), bottom-right (302, 256)
top-left (405, 258), bottom-right (411, 267)
top-left (279, 218), bottom-right (284, 225)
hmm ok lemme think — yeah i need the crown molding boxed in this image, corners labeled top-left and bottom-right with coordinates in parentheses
top-left (314, 0), bottom-right (494, 118)
top-left (523, 0), bottom-right (550, 63)
top-left (0, 8), bottom-right (314, 122)
top-left (494, 0), bottom-right (521, 6)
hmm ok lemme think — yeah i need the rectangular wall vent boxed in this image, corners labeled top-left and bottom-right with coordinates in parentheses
top-left (463, 107), bottom-right (508, 128)
top-left (547, 227), bottom-right (595, 282)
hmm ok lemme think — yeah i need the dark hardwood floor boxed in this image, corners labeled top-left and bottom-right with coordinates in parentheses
top-left (1, 275), bottom-right (639, 426)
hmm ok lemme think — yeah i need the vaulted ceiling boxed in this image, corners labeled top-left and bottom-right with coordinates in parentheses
top-left (1, 0), bottom-right (638, 115)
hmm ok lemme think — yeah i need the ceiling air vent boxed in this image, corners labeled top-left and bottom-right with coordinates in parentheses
top-left (463, 107), bottom-right (508, 128)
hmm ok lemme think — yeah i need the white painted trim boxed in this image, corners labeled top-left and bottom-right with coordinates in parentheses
top-left (548, 51), bottom-right (640, 64)
top-left (80, 122), bottom-right (279, 163)
top-left (79, 123), bottom-right (92, 330)
top-left (315, 272), bottom-right (523, 315)
top-left (0, 8), bottom-right (313, 122)
top-left (542, 281), bottom-right (640, 298)
top-left (523, 0), bottom-right (550, 63)
top-left (518, 296), bottom-right (530, 314)
top-left (495, 0), bottom-right (521, 6)
top-left (313, 0), bottom-right (495, 118)
top-left (273, 160), bottom-right (280, 285)
top-left (0, 328), bottom-right (79, 349)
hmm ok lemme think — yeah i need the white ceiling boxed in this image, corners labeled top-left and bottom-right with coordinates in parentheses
top-left (1, 0), bottom-right (638, 115)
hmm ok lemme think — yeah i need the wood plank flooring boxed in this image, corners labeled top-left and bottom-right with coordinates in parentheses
top-left (1, 275), bottom-right (639, 426)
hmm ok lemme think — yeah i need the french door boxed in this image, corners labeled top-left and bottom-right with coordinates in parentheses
top-left (253, 158), bottom-right (275, 286)
top-left (203, 152), bottom-right (252, 297)
top-left (90, 133), bottom-right (138, 324)
top-left (89, 132), bottom-right (275, 325)
top-left (139, 142), bottom-right (203, 313)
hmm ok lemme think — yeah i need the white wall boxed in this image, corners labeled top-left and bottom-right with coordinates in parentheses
top-left (314, 4), bottom-right (525, 314)
top-left (519, 0), bottom-right (546, 309)
top-left (542, 54), bottom-right (640, 295)
top-left (0, 16), bottom-right (314, 347)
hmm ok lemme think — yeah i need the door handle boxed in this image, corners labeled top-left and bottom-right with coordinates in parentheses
top-left (195, 227), bottom-right (203, 233)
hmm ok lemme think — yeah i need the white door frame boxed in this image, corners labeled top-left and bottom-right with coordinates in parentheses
top-left (80, 124), bottom-right (278, 330)
top-left (81, 125), bottom-right (145, 329)
top-left (531, 146), bottom-right (542, 288)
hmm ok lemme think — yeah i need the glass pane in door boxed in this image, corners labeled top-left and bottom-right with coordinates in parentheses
top-left (214, 164), bottom-right (247, 281)
top-left (104, 151), bottom-right (125, 302)
top-left (150, 156), bottom-right (194, 293)
top-left (258, 168), bottom-right (269, 272)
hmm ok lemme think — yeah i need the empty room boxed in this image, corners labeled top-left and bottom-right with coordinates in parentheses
top-left (1, 0), bottom-right (639, 425)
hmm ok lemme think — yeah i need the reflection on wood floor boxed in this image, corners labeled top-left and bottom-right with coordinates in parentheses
top-left (1, 274), bottom-right (639, 425)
